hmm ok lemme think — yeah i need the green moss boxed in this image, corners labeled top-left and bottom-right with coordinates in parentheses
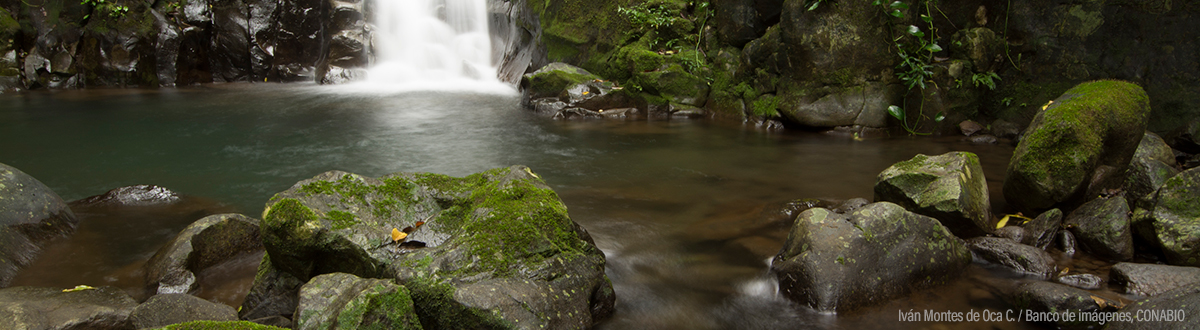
top-left (264, 198), bottom-right (318, 229)
top-left (327, 210), bottom-right (358, 230)
top-left (405, 275), bottom-right (512, 329)
top-left (336, 284), bottom-right (422, 330)
top-left (150, 320), bottom-right (288, 330)
top-left (751, 94), bottom-right (779, 117)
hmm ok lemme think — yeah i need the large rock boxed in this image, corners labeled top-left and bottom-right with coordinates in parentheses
top-left (150, 320), bottom-right (288, 329)
top-left (1127, 132), bottom-right (1180, 208)
top-left (1007, 281), bottom-right (1113, 328)
top-left (1110, 262), bottom-right (1200, 297)
top-left (315, 0), bottom-right (374, 85)
top-left (771, 202), bottom-right (972, 313)
top-left (130, 294), bottom-right (238, 329)
top-left (295, 273), bottom-right (421, 330)
top-left (965, 237), bottom-right (1057, 279)
top-left (144, 213), bottom-right (263, 295)
top-left (239, 255), bottom-right (305, 321)
top-left (75, 0), bottom-right (161, 87)
top-left (491, 0), bottom-right (548, 85)
top-left (0, 286), bottom-right (137, 330)
top-left (73, 184), bottom-right (181, 206)
top-left (1149, 166), bottom-right (1200, 266)
top-left (1104, 282), bottom-right (1200, 330)
top-left (874, 151), bottom-right (993, 238)
top-left (0, 162), bottom-right (78, 287)
top-left (1004, 80), bottom-right (1150, 213)
top-left (1023, 208), bottom-right (1064, 249)
top-left (251, 166), bottom-right (614, 329)
top-left (1065, 195), bottom-right (1134, 261)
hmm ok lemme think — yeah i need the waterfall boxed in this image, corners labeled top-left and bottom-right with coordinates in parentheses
top-left (360, 0), bottom-right (513, 93)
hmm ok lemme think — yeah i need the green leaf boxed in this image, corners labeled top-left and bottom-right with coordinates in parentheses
top-left (890, 1), bottom-right (909, 9)
top-left (807, 1), bottom-right (820, 11)
top-left (890, 9), bottom-right (904, 18)
top-left (907, 26), bottom-right (924, 37)
top-left (927, 43), bottom-right (942, 52)
top-left (887, 105), bottom-right (905, 121)
top-left (921, 14), bottom-right (932, 23)
top-left (934, 112), bottom-right (946, 122)
top-left (872, 0), bottom-right (883, 5)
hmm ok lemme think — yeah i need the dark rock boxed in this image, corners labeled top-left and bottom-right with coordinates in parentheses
top-left (771, 202), bottom-right (972, 313)
top-left (315, 0), bottom-right (374, 85)
top-left (1110, 262), bottom-right (1200, 297)
top-left (209, 0), bottom-right (253, 82)
top-left (1105, 282), bottom-right (1200, 330)
top-left (16, 0), bottom-right (88, 89)
top-left (959, 120), bottom-right (985, 136)
top-left (520, 63), bottom-right (642, 118)
top-left (1149, 166), bottom-right (1200, 266)
top-left (967, 134), bottom-right (998, 144)
top-left (1127, 132), bottom-right (1180, 208)
top-left (991, 119), bottom-right (1022, 140)
top-left (295, 273), bottom-right (420, 330)
top-left (492, 0), bottom-right (549, 85)
top-left (0, 162), bottom-right (78, 287)
top-left (144, 213), bottom-right (262, 295)
top-left (1055, 273), bottom-right (1104, 290)
top-left (266, 0), bottom-right (325, 81)
top-left (1169, 118), bottom-right (1200, 154)
top-left (1007, 281), bottom-right (1112, 328)
top-left (238, 255), bottom-right (304, 321)
top-left (246, 0), bottom-right (278, 80)
top-left (130, 293), bottom-right (238, 329)
top-left (154, 320), bottom-right (289, 329)
top-left (249, 315), bottom-right (292, 328)
top-left (251, 166), bottom-right (614, 328)
top-left (949, 27), bottom-right (1004, 73)
top-left (73, 184), bottom-right (181, 206)
top-left (714, 0), bottom-right (762, 48)
top-left (1058, 230), bottom-right (1078, 257)
top-left (1021, 208), bottom-right (1063, 249)
top-left (1065, 195), bottom-right (1134, 261)
top-left (1004, 81), bottom-right (1150, 213)
top-left (780, 82), bottom-right (895, 128)
top-left (995, 226), bottom-right (1026, 243)
top-left (965, 237), bottom-right (1057, 279)
top-left (874, 151), bottom-right (994, 238)
top-left (0, 286), bottom-right (137, 330)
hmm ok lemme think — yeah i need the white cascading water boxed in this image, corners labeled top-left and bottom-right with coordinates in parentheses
top-left (360, 0), bottom-right (513, 93)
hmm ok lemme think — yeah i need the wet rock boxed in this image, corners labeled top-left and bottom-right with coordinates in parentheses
top-left (521, 63), bottom-right (642, 118)
top-left (714, 0), bottom-right (763, 48)
top-left (1064, 195), bottom-right (1134, 261)
top-left (239, 255), bottom-right (304, 321)
top-left (771, 202), bottom-right (972, 313)
top-left (295, 273), bottom-right (421, 330)
top-left (1007, 281), bottom-right (1113, 328)
top-left (73, 184), bottom-right (181, 206)
top-left (994, 226), bottom-right (1026, 243)
top-left (635, 64), bottom-right (710, 107)
top-left (16, 0), bottom-right (88, 89)
top-left (1110, 262), bottom-right (1200, 297)
top-left (492, 0), bottom-right (548, 85)
top-left (144, 213), bottom-right (263, 295)
top-left (154, 320), bottom-right (289, 329)
top-left (1004, 81), bottom-right (1150, 213)
top-left (251, 166), bottom-right (614, 328)
top-left (1149, 166), bottom-right (1200, 266)
top-left (959, 120), bottom-right (985, 136)
top-left (1127, 132), bottom-right (1180, 208)
top-left (1058, 230), bottom-right (1078, 257)
top-left (949, 27), bottom-right (1004, 73)
top-left (1055, 273), bottom-right (1103, 290)
top-left (0, 162), bottom-right (79, 287)
top-left (965, 237), bottom-right (1056, 279)
top-left (967, 134), bottom-right (998, 144)
top-left (76, 1), bottom-right (161, 87)
top-left (130, 293), bottom-right (238, 329)
top-left (209, 0), bottom-right (253, 82)
top-left (780, 82), bottom-right (895, 128)
top-left (991, 119), bottom-right (1022, 140)
top-left (315, 0), bottom-right (375, 85)
top-left (0, 286), bottom-right (137, 330)
top-left (1105, 282), bottom-right (1200, 330)
top-left (1021, 208), bottom-right (1063, 249)
top-left (248, 315), bottom-right (292, 328)
top-left (874, 151), bottom-right (994, 238)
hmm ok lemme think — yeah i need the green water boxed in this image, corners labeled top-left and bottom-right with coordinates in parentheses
top-left (0, 83), bottom-right (1063, 329)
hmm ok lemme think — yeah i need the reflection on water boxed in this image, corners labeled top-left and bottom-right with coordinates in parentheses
top-left (0, 84), bottom-right (1082, 328)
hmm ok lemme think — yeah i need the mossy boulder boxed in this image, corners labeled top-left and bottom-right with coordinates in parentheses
top-left (144, 213), bottom-right (263, 295)
top-left (965, 237), bottom-right (1056, 279)
top-left (634, 63), bottom-right (709, 107)
top-left (239, 254), bottom-right (305, 321)
top-left (520, 62), bottom-right (601, 101)
top-left (250, 165), bottom-right (614, 329)
top-left (130, 294), bottom-right (238, 329)
top-left (295, 273), bottom-right (421, 330)
top-left (874, 152), bottom-right (993, 238)
top-left (1003, 80), bottom-right (1151, 213)
top-left (1127, 132), bottom-right (1180, 208)
top-left (1065, 195), bottom-right (1134, 261)
top-left (1105, 282), bottom-right (1200, 330)
top-left (771, 202), bottom-right (972, 313)
top-left (1150, 166), bottom-right (1200, 266)
top-left (0, 162), bottom-right (79, 287)
top-left (0, 286), bottom-right (137, 330)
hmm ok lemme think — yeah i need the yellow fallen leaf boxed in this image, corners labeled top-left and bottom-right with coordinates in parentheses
top-left (996, 215), bottom-right (1010, 228)
top-left (1042, 100), bottom-right (1054, 110)
top-left (63, 285), bottom-right (95, 292)
top-left (391, 228), bottom-right (407, 242)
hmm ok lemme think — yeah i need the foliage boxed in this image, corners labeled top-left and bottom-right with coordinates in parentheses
top-left (804, 0), bottom-right (830, 11)
top-left (875, 0), bottom-right (946, 135)
top-left (888, 105), bottom-right (944, 135)
top-left (618, 3), bottom-right (678, 35)
top-left (81, 0), bottom-right (129, 20)
top-left (971, 71), bottom-right (1001, 90)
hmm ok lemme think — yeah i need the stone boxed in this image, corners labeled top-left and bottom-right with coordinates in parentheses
top-left (874, 151), bottom-right (993, 238)
top-left (1127, 132), bottom-right (1180, 208)
top-left (1055, 273), bottom-right (1103, 290)
top-left (315, 0), bottom-right (375, 85)
top-left (1149, 166), bottom-right (1200, 266)
top-left (295, 273), bottom-right (421, 330)
top-left (991, 119), bottom-right (1022, 140)
top-left (1021, 208), bottom-right (1063, 249)
top-left (238, 254), bottom-right (305, 321)
top-left (73, 184), bottom-right (181, 206)
top-left (965, 237), bottom-right (1057, 279)
top-left (0, 286), bottom-right (137, 330)
top-left (1004, 80), bottom-right (1150, 213)
top-left (492, 0), bottom-right (549, 85)
top-left (144, 213), bottom-right (263, 295)
top-left (1064, 195), bottom-right (1134, 261)
top-left (959, 120), bottom-right (985, 136)
top-left (714, 0), bottom-right (762, 48)
top-left (152, 320), bottom-right (289, 329)
top-left (130, 294), bottom-right (238, 329)
top-left (771, 202), bottom-right (972, 313)
top-left (1105, 282), bottom-right (1200, 330)
top-left (250, 166), bottom-right (614, 329)
top-left (1110, 262), bottom-right (1200, 297)
top-left (949, 27), bottom-right (1004, 72)
top-left (0, 162), bottom-right (79, 287)
top-left (1007, 281), bottom-right (1114, 328)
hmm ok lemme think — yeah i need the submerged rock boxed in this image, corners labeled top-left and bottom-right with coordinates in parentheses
top-left (130, 293), bottom-right (238, 329)
top-left (1149, 166), bottom-right (1200, 266)
top-left (874, 151), bottom-right (993, 238)
top-left (144, 213), bottom-right (263, 295)
top-left (965, 237), bottom-right (1056, 279)
top-left (295, 273), bottom-right (421, 330)
top-left (0, 286), bottom-right (137, 330)
top-left (0, 162), bottom-right (79, 287)
top-left (73, 185), bottom-right (181, 206)
top-left (247, 165), bottom-right (613, 329)
top-left (771, 202), bottom-right (972, 313)
top-left (1064, 195), bottom-right (1134, 261)
top-left (1003, 80), bottom-right (1150, 213)
top-left (1110, 262), bottom-right (1200, 297)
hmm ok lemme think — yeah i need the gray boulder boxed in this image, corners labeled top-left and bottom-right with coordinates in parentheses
top-left (1126, 132), bottom-right (1180, 208)
top-left (144, 213), bottom-right (263, 295)
top-left (1055, 273), bottom-right (1104, 290)
top-left (1065, 196), bottom-right (1134, 261)
top-left (1110, 262), bottom-right (1200, 297)
top-left (130, 294), bottom-right (238, 329)
top-left (248, 166), bottom-right (614, 329)
top-left (1104, 283), bottom-right (1200, 330)
top-left (1004, 81), bottom-right (1150, 213)
top-left (0, 162), bottom-right (79, 287)
top-left (771, 202), bottom-right (972, 312)
top-left (1149, 166), bottom-right (1200, 266)
top-left (239, 255), bottom-right (305, 321)
top-left (965, 237), bottom-right (1057, 279)
top-left (0, 286), bottom-right (136, 330)
top-left (1023, 208), bottom-right (1064, 249)
top-left (874, 151), bottom-right (993, 238)
top-left (1008, 281), bottom-right (1115, 328)
top-left (315, 0), bottom-right (375, 85)
top-left (295, 273), bottom-right (421, 330)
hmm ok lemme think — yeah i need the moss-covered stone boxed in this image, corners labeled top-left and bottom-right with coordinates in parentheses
top-left (1127, 132), bottom-right (1180, 209)
top-left (520, 62), bottom-right (603, 100)
top-left (295, 273), bottom-right (421, 330)
top-left (875, 152), bottom-right (993, 238)
top-left (1003, 80), bottom-right (1150, 213)
top-left (634, 63), bottom-right (709, 106)
top-left (1151, 166), bottom-right (1200, 266)
top-left (151, 320), bottom-right (289, 330)
top-left (1064, 195), bottom-right (1134, 261)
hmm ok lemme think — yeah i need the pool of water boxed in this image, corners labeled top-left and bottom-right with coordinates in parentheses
top-left (0, 83), bottom-right (1101, 329)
